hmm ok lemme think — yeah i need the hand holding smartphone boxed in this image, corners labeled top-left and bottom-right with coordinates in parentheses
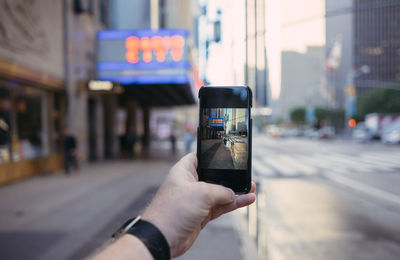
top-left (197, 86), bottom-right (252, 194)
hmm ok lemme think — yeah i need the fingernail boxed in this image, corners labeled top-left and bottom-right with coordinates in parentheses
top-left (230, 189), bottom-right (235, 201)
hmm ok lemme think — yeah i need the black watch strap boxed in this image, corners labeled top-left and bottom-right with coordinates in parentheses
top-left (127, 219), bottom-right (170, 260)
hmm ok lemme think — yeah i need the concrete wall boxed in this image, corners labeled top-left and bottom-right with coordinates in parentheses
top-left (0, 0), bottom-right (63, 79)
top-left (164, 0), bottom-right (198, 31)
top-left (65, 0), bottom-right (105, 162)
top-left (110, 0), bottom-right (150, 30)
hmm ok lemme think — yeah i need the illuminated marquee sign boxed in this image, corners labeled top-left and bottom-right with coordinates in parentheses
top-left (97, 29), bottom-right (190, 85)
top-left (208, 118), bottom-right (224, 127)
top-left (125, 35), bottom-right (185, 63)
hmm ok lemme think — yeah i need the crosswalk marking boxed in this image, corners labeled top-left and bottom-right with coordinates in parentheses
top-left (357, 154), bottom-right (399, 169)
top-left (298, 154), bottom-right (354, 175)
top-left (362, 153), bottom-right (400, 166)
top-left (321, 153), bottom-right (377, 172)
top-left (252, 157), bottom-right (275, 177)
top-left (252, 150), bottom-right (400, 178)
top-left (262, 156), bottom-right (299, 176)
top-left (372, 152), bottom-right (400, 161)
top-left (277, 155), bottom-right (317, 175)
top-left (301, 154), bottom-right (352, 172)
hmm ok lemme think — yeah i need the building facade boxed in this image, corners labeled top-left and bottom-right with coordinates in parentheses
top-left (353, 0), bottom-right (400, 94)
top-left (98, 0), bottom-right (199, 155)
top-left (279, 46), bottom-right (326, 118)
top-left (246, 0), bottom-right (268, 107)
top-left (0, 0), bottom-right (108, 185)
top-left (326, 0), bottom-right (400, 110)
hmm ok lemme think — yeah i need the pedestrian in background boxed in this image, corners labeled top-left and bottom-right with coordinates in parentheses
top-left (126, 130), bottom-right (136, 159)
top-left (64, 129), bottom-right (78, 174)
top-left (170, 132), bottom-right (177, 154)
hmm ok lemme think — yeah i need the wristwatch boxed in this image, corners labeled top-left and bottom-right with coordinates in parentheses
top-left (112, 216), bottom-right (170, 260)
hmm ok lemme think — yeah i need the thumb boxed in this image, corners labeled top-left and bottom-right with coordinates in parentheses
top-left (203, 183), bottom-right (235, 206)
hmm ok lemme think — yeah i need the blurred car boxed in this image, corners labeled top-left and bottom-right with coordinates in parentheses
top-left (319, 126), bottom-right (336, 139)
top-left (381, 120), bottom-right (400, 144)
top-left (352, 123), bottom-right (371, 142)
top-left (282, 127), bottom-right (300, 137)
top-left (304, 126), bottom-right (335, 140)
top-left (266, 125), bottom-right (284, 138)
top-left (304, 127), bottom-right (320, 139)
top-left (365, 113), bottom-right (400, 139)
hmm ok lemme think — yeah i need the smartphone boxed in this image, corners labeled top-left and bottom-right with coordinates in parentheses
top-left (197, 86), bottom-right (252, 194)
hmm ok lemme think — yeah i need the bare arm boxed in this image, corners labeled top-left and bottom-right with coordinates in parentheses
top-left (93, 235), bottom-right (153, 260)
top-left (92, 152), bottom-right (256, 259)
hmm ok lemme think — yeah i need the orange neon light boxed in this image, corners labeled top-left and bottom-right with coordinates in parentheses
top-left (125, 36), bottom-right (140, 63)
top-left (140, 37), bottom-right (152, 63)
top-left (171, 35), bottom-right (185, 61)
top-left (125, 34), bottom-right (185, 64)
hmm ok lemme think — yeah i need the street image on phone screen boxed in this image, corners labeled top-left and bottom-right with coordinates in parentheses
top-left (200, 108), bottom-right (248, 170)
top-left (197, 86), bottom-right (252, 193)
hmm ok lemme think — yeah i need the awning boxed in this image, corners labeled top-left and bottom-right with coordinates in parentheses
top-left (122, 83), bottom-right (195, 106)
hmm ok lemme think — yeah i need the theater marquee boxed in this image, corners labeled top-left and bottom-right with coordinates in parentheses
top-left (96, 29), bottom-right (191, 85)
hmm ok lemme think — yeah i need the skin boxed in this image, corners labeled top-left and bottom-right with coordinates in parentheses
top-left (93, 152), bottom-right (256, 259)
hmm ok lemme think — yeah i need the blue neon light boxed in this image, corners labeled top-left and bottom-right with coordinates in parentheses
top-left (97, 29), bottom-right (192, 85)
top-left (97, 61), bottom-right (192, 72)
top-left (97, 29), bottom-right (190, 40)
top-left (98, 74), bottom-right (190, 85)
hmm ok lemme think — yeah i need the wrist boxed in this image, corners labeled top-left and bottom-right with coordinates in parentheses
top-left (142, 208), bottom-right (177, 256)
top-left (122, 235), bottom-right (154, 260)
top-left (93, 234), bottom-right (153, 260)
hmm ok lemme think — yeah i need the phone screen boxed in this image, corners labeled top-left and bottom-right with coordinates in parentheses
top-left (200, 108), bottom-right (248, 170)
top-left (197, 86), bottom-right (252, 193)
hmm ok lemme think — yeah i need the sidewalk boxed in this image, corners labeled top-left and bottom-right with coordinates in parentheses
top-left (0, 147), bottom-right (257, 260)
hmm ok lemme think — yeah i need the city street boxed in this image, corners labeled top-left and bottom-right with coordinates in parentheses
top-left (251, 134), bottom-right (400, 260)
top-left (201, 139), bottom-right (235, 169)
top-left (1, 135), bottom-right (400, 259)
top-left (0, 145), bottom-right (252, 260)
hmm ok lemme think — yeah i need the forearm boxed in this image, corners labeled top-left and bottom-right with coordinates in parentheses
top-left (92, 235), bottom-right (153, 260)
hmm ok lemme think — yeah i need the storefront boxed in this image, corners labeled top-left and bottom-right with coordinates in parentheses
top-left (0, 60), bottom-right (65, 185)
top-left (96, 29), bottom-right (196, 152)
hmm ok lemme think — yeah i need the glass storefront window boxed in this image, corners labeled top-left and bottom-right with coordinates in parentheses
top-left (0, 85), bottom-right (51, 163)
top-left (0, 88), bottom-right (12, 163)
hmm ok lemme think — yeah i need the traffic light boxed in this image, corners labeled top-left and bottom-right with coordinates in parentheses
top-left (348, 118), bottom-right (356, 128)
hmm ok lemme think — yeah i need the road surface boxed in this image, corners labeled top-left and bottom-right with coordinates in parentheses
top-left (250, 134), bottom-right (400, 260)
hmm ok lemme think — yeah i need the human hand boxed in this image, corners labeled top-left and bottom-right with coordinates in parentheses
top-left (142, 152), bottom-right (256, 258)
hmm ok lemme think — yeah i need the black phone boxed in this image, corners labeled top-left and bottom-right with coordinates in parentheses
top-left (197, 86), bottom-right (252, 194)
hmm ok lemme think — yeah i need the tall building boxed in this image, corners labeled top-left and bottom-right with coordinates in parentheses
top-left (326, 0), bottom-right (400, 109)
top-left (353, 0), bottom-right (400, 94)
top-left (279, 46), bottom-right (326, 118)
top-left (245, 0), bottom-right (268, 106)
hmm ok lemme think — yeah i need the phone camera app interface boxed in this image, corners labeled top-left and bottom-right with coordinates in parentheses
top-left (200, 108), bottom-right (248, 170)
